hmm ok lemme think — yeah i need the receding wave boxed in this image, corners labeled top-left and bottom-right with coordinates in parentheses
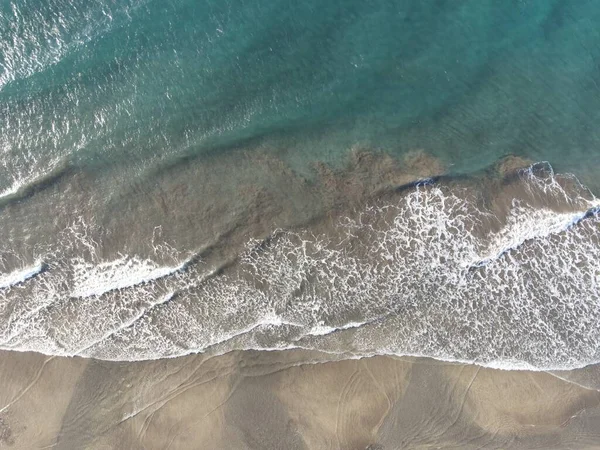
top-left (0, 163), bottom-right (599, 371)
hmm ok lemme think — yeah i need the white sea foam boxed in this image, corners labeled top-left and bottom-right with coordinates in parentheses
top-left (0, 163), bottom-right (599, 371)
top-left (0, 167), bottom-right (57, 202)
top-left (0, 183), bottom-right (21, 201)
top-left (70, 256), bottom-right (187, 298)
top-left (306, 321), bottom-right (370, 337)
top-left (472, 204), bottom-right (598, 267)
top-left (74, 291), bottom-right (176, 356)
top-left (0, 148), bottom-right (68, 210)
top-left (0, 262), bottom-right (45, 290)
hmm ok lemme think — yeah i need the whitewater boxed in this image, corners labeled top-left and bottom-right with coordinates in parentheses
top-left (0, 162), bottom-right (598, 371)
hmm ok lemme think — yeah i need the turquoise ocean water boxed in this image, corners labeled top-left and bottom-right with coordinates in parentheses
top-left (1, 0), bottom-right (600, 368)
top-left (3, 0), bottom-right (600, 183)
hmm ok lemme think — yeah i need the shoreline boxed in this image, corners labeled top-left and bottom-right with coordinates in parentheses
top-left (1, 154), bottom-right (599, 369)
top-left (1, 349), bottom-right (600, 449)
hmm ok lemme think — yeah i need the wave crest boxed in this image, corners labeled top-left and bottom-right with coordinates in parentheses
top-left (0, 163), bottom-right (599, 371)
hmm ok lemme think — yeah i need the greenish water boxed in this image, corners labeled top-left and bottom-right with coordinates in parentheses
top-left (1, 0), bottom-right (600, 368)
top-left (2, 0), bottom-right (600, 188)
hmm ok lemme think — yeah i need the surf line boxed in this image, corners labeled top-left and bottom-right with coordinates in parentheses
top-left (0, 262), bottom-right (47, 290)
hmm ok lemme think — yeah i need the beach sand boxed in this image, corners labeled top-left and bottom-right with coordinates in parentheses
top-left (1, 153), bottom-right (599, 448)
top-left (1, 349), bottom-right (600, 449)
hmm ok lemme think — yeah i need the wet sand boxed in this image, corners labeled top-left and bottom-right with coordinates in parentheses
top-left (1, 152), bottom-right (600, 448)
top-left (1, 349), bottom-right (600, 449)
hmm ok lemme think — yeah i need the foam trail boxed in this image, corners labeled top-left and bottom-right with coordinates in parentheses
top-left (0, 184), bottom-right (21, 201)
top-left (0, 159), bottom-right (74, 207)
top-left (0, 262), bottom-right (45, 290)
top-left (75, 292), bottom-right (177, 356)
top-left (1, 163), bottom-right (600, 371)
top-left (71, 256), bottom-right (188, 298)
top-left (201, 315), bottom-right (304, 351)
top-left (306, 321), bottom-right (371, 337)
top-left (472, 205), bottom-right (600, 267)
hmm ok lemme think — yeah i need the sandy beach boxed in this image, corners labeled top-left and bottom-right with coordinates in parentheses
top-left (4, 1), bottom-right (600, 448)
top-left (1, 153), bottom-right (597, 449)
top-left (0, 349), bottom-right (599, 449)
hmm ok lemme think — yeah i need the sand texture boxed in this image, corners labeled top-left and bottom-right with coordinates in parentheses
top-left (1, 350), bottom-right (600, 449)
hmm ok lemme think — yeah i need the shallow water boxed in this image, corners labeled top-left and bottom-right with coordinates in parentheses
top-left (1, 0), bottom-right (600, 369)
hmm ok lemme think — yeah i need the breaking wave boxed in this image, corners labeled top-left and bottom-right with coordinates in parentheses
top-left (0, 163), bottom-right (599, 371)
top-left (0, 262), bottom-right (45, 290)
